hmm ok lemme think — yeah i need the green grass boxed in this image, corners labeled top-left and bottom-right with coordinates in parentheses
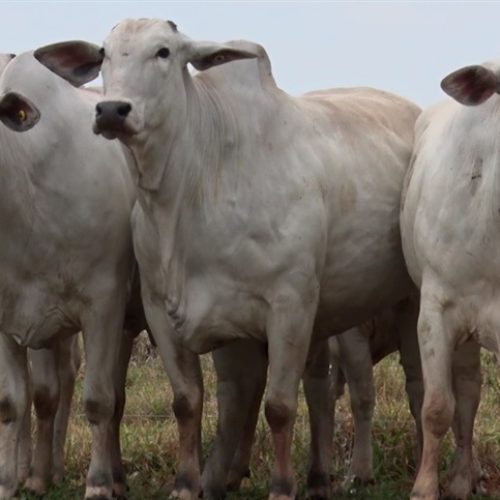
top-left (17, 337), bottom-right (500, 499)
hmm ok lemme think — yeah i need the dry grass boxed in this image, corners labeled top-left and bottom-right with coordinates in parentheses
top-left (19, 334), bottom-right (500, 499)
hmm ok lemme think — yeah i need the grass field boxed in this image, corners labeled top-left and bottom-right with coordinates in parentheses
top-left (19, 334), bottom-right (500, 499)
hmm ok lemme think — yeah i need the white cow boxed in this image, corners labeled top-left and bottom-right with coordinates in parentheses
top-left (0, 51), bottom-right (81, 495)
top-left (0, 51), bottom-right (142, 499)
top-left (399, 63), bottom-right (498, 499)
top-left (34, 19), bottom-right (420, 500)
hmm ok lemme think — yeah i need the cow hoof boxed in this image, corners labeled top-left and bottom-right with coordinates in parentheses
top-left (343, 475), bottom-right (375, 495)
top-left (306, 470), bottom-right (331, 499)
top-left (443, 477), bottom-right (471, 500)
top-left (25, 475), bottom-right (49, 495)
top-left (268, 494), bottom-right (295, 500)
top-left (226, 467), bottom-right (250, 491)
top-left (0, 484), bottom-right (18, 500)
top-left (168, 489), bottom-right (198, 500)
top-left (410, 490), bottom-right (439, 500)
top-left (202, 487), bottom-right (226, 500)
top-left (52, 467), bottom-right (65, 484)
top-left (112, 481), bottom-right (127, 498)
top-left (85, 485), bottom-right (113, 499)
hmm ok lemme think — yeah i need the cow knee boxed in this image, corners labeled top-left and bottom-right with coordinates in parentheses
top-left (84, 396), bottom-right (114, 425)
top-left (172, 390), bottom-right (200, 422)
top-left (0, 397), bottom-right (18, 424)
top-left (265, 397), bottom-right (296, 433)
top-left (350, 386), bottom-right (374, 419)
top-left (423, 391), bottom-right (454, 437)
top-left (33, 385), bottom-right (58, 420)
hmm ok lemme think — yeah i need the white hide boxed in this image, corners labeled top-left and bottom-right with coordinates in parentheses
top-left (34, 19), bottom-right (421, 500)
top-left (401, 63), bottom-right (497, 500)
top-left (0, 52), bottom-right (136, 500)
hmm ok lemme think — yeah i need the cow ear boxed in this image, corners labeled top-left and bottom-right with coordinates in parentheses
top-left (0, 92), bottom-right (40, 132)
top-left (186, 41), bottom-right (257, 71)
top-left (441, 65), bottom-right (498, 106)
top-left (34, 41), bottom-right (103, 87)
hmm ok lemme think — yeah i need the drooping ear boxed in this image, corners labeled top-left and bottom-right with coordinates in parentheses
top-left (441, 65), bottom-right (498, 106)
top-left (185, 40), bottom-right (257, 71)
top-left (34, 41), bottom-right (103, 87)
top-left (0, 92), bottom-right (40, 132)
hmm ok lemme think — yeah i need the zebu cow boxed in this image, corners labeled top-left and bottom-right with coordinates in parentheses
top-left (0, 52), bottom-right (81, 495)
top-left (34, 19), bottom-right (420, 499)
top-left (399, 63), bottom-right (500, 500)
top-left (0, 51), bottom-right (143, 499)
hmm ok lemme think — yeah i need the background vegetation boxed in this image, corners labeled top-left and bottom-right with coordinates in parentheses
top-left (20, 334), bottom-right (500, 499)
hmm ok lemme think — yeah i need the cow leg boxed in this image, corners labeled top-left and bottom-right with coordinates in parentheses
top-left (444, 340), bottom-right (482, 500)
top-left (108, 331), bottom-right (134, 498)
top-left (411, 292), bottom-right (455, 500)
top-left (17, 393), bottom-right (32, 487)
top-left (145, 302), bottom-right (203, 500)
top-left (397, 297), bottom-right (424, 468)
top-left (0, 333), bottom-right (29, 499)
top-left (25, 346), bottom-right (60, 495)
top-left (336, 327), bottom-right (375, 490)
top-left (202, 339), bottom-right (267, 499)
top-left (265, 289), bottom-right (318, 500)
top-left (303, 339), bottom-right (333, 500)
top-left (53, 336), bottom-right (81, 484)
top-left (226, 365), bottom-right (266, 492)
top-left (82, 294), bottom-right (127, 500)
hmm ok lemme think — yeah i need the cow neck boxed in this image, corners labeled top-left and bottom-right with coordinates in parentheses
top-left (0, 128), bottom-right (37, 234)
top-left (133, 69), bottom-right (235, 207)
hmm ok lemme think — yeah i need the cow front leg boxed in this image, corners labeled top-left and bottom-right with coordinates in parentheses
top-left (303, 339), bottom-right (333, 500)
top-left (25, 346), bottom-right (60, 495)
top-left (0, 333), bottom-right (29, 499)
top-left (202, 339), bottom-right (267, 500)
top-left (265, 287), bottom-right (318, 500)
top-left (81, 294), bottom-right (126, 500)
top-left (145, 302), bottom-right (203, 500)
top-left (411, 292), bottom-right (455, 500)
top-left (445, 340), bottom-right (482, 500)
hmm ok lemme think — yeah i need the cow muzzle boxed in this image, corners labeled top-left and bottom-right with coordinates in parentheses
top-left (93, 100), bottom-right (136, 139)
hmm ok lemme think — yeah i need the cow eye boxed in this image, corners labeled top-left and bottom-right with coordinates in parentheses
top-left (99, 47), bottom-right (105, 58)
top-left (156, 47), bottom-right (170, 59)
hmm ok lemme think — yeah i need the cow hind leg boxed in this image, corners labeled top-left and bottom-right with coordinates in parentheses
top-left (225, 361), bottom-right (266, 492)
top-left (202, 339), bottom-right (267, 500)
top-left (411, 291), bottom-right (456, 500)
top-left (303, 339), bottom-right (333, 500)
top-left (444, 340), bottom-right (482, 500)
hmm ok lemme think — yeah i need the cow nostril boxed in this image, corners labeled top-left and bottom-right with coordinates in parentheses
top-left (96, 104), bottom-right (103, 116)
top-left (117, 103), bottom-right (132, 118)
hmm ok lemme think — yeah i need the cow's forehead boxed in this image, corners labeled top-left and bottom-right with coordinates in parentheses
top-left (106, 18), bottom-right (178, 48)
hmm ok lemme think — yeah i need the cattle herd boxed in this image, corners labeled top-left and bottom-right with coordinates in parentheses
top-left (0, 16), bottom-right (497, 500)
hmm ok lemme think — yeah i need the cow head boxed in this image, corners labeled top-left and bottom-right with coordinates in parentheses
top-left (441, 64), bottom-right (500, 106)
top-left (0, 92), bottom-right (40, 132)
top-left (34, 19), bottom-right (257, 142)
